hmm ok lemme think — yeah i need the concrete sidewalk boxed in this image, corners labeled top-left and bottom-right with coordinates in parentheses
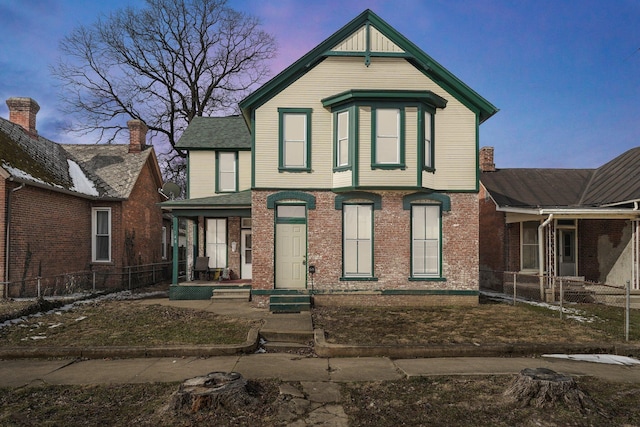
top-left (2, 354), bottom-right (640, 388)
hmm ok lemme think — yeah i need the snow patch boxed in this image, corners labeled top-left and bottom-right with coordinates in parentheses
top-left (2, 164), bottom-right (50, 186)
top-left (67, 159), bottom-right (99, 196)
top-left (543, 354), bottom-right (640, 366)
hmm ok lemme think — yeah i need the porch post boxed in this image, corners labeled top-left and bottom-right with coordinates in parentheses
top-left (172, 215), bottom-right (179, 285)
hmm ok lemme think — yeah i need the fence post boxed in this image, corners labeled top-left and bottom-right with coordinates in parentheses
top-left (626, 280), bottom-right (630, 342)
top-left (128, 266), bottom-right (132, 291)
top-left (92, 271), bottom-right (96, 293)
top-left (152, 264), bottom-right (155, 284)
top-left (37, 277), bottom-right (41, 299)
top-left (513, 272), bottom-right (517, 306)
top-left (559, 278), bottom-right (563, 320)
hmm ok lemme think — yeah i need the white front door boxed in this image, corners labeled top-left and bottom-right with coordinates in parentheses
top-left (275, 223), bottom-right (306, 289)
top-left (558, 229), bottom-right (576, 276)
top-left (240, 229), bottom-right (252, 279)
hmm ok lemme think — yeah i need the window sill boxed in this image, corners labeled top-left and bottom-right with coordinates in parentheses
top-left (278, 167), bottom-right (312, 173)
top-left (422, 167), bottom-right (435, 173)
top-left (91, 261), bottom-right (114, 266)
top-left (371, 164), bottom-right (406, 170)
top-left (340, 276), bottom-right (379, 281)
top-left (333, 165), bottom-right (352, 172)
top-left (409, 277), bottom-right (447, 282)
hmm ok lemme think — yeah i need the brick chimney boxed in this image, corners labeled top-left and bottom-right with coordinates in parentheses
top-left (480, 146), bottom-right (496, 172)
top-left (6, 97), bottom-right (40, 135)
top-left (127, 119), bottom-right (147, 153)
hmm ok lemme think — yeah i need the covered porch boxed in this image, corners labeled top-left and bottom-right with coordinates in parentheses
top-left (161, 191), bottom-right (253, 300)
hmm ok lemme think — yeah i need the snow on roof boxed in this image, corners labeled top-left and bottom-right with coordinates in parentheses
top-left (67, 159), bottom-right (99, 196)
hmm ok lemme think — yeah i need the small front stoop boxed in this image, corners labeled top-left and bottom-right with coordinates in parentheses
top-left (269, 294), bottom-right (311, 313)
top-left (211, 288), bottom-right (251, 301)
top-left (259, 312), bottom-right (314, 353)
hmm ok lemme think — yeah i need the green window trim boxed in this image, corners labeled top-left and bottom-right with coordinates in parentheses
top-left (278, 108), bottom-right (312, 172)
top-left (333, 107), bottom-right (354, 171)
top-left (215, 151), bottom-right (238, 193)
top-left (403, 192), bottom-right (451, 211)
top-left (334, 191), bottom-right (382, 210)
top-left (371, 106), bottom-right (405, 169)
top-left (418, 105), bottom-right (436, 172)
top-left (267, 191), bottom-right (317, 209)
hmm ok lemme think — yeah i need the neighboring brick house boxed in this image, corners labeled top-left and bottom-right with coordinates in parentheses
top-left (164, 9), bottom-right (498, 307)
top-left (0, 97), bottom-right (165, 297)
top-left (479, 146), bottom-right (640, 292)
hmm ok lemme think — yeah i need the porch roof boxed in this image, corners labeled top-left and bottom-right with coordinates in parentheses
top-left (160, 190), bottom-right (251, 210)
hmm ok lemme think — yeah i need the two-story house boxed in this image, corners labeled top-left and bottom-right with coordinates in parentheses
top-left (163, 9), bottom-right (498, 307)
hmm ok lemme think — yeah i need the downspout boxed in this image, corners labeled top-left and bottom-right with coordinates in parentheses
top-left (5, 182), bottom-right (25, 294)
top-left (538, 214), bottom-right (553, 300)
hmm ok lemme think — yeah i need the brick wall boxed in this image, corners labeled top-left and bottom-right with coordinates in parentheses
top-left (0, 178), bottom-right (6, 286)
top-left (252, 189), bottom-right (479, 304)
top-left (8, 183), bottom-right (92, 284)
top-left (578, 218), bottom-right (630, 283)
top-left (121, 158), bottom-right (164, 266)
top-left (478, 182), bottom-right (506, 290)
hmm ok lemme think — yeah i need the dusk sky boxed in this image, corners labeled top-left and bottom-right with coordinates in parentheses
top-left (1, 0), bottom-right (639, 169)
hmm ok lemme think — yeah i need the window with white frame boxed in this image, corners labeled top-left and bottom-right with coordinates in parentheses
top-left (92, 208), bottom-right (111, 262)
top-left (412, 205), bottom-right (440, 277)
top-left (279, 109), bottom-right (311, 170)
top-left (521, 221), bottom-right (539, 270)
top-left (343, 204), bottom-right (373, 277)
top-left (375, 108), bottom-right (401, 165)
top-left (217, 151), bottom-right (237, 192)
top-left (336, 110), bottom-right (350, 167)
top-left (206, 218), bottom-right (227, 268)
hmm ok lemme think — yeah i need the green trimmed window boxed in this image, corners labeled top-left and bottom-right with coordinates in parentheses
top-left (216, 151), bottom-right (237, 193)
top-left (411, 205), bottom-right (441, 277)
top-left (423, 110), bottom-right (434, 170)
top-left (279, 108), bottom-right (312, 171)
top-left (336, 110), bottom-right (350, 168)
top-left (343, 204), bottom-right (373, 277)
top-left (372, 107), bottom-right (405, 168)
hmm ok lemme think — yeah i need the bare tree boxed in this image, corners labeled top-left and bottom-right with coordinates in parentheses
top-left (52, 0), bottom-right (276, 162)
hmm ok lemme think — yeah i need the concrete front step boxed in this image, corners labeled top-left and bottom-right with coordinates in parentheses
top-left (263, 341), bottom-right (313, 353)
top-left (211, 288), bottom-right (251, 301)
top-left (260, 329), bottom-right (314, 344)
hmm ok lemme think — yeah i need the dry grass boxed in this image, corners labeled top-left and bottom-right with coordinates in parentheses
top-left (0, 299), bottom-right (258, 346)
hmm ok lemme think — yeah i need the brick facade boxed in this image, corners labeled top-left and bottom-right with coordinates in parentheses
top-left (251, 189), bottom-right (479, 306)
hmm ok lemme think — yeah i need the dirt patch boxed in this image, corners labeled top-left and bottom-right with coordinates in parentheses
top-left (312, 302), bottom-right (617, 345)
top-left (0, 300), bottom-right (258, 347)
top-left (1, 376), bottom-right (639, 426)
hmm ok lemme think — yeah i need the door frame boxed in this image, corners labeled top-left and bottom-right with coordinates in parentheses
top-left (240, 228), bottom-right (252, 280)
top-left (274, 204), bottom-right (307, 289)
top-left (556, 221), bottom-right (578, 277)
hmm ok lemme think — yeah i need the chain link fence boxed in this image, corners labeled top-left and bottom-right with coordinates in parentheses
top-left (481, 269), bottom-right (639, 342)
top-left (1, 260), bottom-right (187, 300)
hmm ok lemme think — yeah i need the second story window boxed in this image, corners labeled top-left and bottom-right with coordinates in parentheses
top-left (424, 110), bottom-right (434, 170)
top-left (216, 151), bottom-right (237, 192)
top-left (373, 107), bottom-right (405, 168)
top-left (279, 108), bottom-right (312, 172)
top-left (336, 110), bottom-right (350, 168)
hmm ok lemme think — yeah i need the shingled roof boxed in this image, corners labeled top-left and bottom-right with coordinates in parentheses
top-left (482, 147), bottom-right (640, 209)
top-left (0, 116), bottom-right (154, 200)
top-left (176, 115), bottom-right (251, 150)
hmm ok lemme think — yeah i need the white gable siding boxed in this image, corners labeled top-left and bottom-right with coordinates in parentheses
top-left (369, 26), bottom-right (404, 53)
top-left (189, 151), bottom-right (215, 198)
top-left (331, 25), bottom-right (404, 53)
top-left (253, 56), bottom-right (477, 191)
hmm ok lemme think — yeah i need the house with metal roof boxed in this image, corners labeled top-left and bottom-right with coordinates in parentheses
top-left (163, 9), bottom-right (499, 309)
top-left (479, 146), bottom-right (640, 293)
top-left (0, 97), bottom-right (166, 297)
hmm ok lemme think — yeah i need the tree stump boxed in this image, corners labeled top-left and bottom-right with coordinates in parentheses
top-left (504, 368), bottom-right (597, 413)
top-left (170, 371), bottom-right (254, 413)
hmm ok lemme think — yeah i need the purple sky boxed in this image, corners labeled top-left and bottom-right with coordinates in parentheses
top-left (1, 0), bottom-right (639, 169)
